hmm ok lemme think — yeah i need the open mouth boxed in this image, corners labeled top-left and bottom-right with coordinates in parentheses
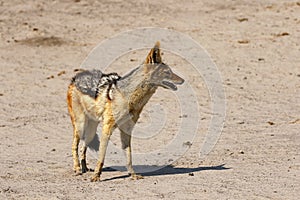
top-left (162, 81), bottom-right (177, 91)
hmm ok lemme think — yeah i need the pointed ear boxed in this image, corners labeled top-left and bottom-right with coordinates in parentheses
top-left (144, 41), bottom-right (162, 64)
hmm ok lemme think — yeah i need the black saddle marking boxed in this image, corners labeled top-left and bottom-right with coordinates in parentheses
top-left (71, 69), bottom-right (121, 99)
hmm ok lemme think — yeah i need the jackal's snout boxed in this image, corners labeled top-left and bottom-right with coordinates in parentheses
top-left (161, 68), bottom-right (184, 91)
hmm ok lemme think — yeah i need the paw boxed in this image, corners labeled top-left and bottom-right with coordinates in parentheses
top-left (82, 167), bottom-right (93, 173)
top-left (130, 174), bottom-right (144, 180)
top-left (87, 168), bottom-right (94, 172)
top-left (74, 169), bottom-right (82, 176)
top-left (75, 171), bottom-right (83, 176)
top-left (81, 160), bottom-right (91, 173)
top-left (90, 175), bottom-right (101, 182)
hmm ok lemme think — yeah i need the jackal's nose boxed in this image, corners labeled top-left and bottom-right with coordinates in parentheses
top-left (173, 74), bottom-right (185, 85)
top-left (179, 77), bottom-right (185, 84)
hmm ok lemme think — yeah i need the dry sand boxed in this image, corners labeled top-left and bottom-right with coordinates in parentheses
top-left (0, 0), bottom-right (299, 199)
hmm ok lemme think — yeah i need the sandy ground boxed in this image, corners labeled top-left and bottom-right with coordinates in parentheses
top-left (0, 0), bottom-right (299, 199)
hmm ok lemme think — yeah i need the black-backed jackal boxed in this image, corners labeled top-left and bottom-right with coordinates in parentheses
top-left (67, 42), bottom-right (184, 182)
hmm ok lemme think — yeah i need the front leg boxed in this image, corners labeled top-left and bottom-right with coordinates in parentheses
top-left (91, 106), bottom-right (115, 182)
top-left (120, 129), bottom-right (143, 180)
top-left (90, 132), bottom-right (111, 182)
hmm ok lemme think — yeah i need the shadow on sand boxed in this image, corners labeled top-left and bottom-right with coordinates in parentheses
top-left (101, 164), bottom-right (230, 181)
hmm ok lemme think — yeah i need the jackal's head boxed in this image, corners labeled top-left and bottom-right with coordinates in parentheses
top-left (144, 42), bottom-right (184, 91)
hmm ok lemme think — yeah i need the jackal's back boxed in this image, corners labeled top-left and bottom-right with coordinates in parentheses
top-left (71, 69), bottom-right (120, 99)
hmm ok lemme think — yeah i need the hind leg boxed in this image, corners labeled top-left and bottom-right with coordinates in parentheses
top-left (71, 115), bottom-right (86, 175)
top-left (69, 102), bottom-right (86, 175)
top-left (72, 131), bottom-right (81, 175)
top-left (80, 119), bottom-right (99, 173)
top-left (80, 144), bottom-right (88, 173)
top-left (68, 86), bottom-right (83, 175)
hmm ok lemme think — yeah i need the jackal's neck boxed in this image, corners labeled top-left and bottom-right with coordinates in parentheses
top-left (118, 66), bottom-right (157, 110)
